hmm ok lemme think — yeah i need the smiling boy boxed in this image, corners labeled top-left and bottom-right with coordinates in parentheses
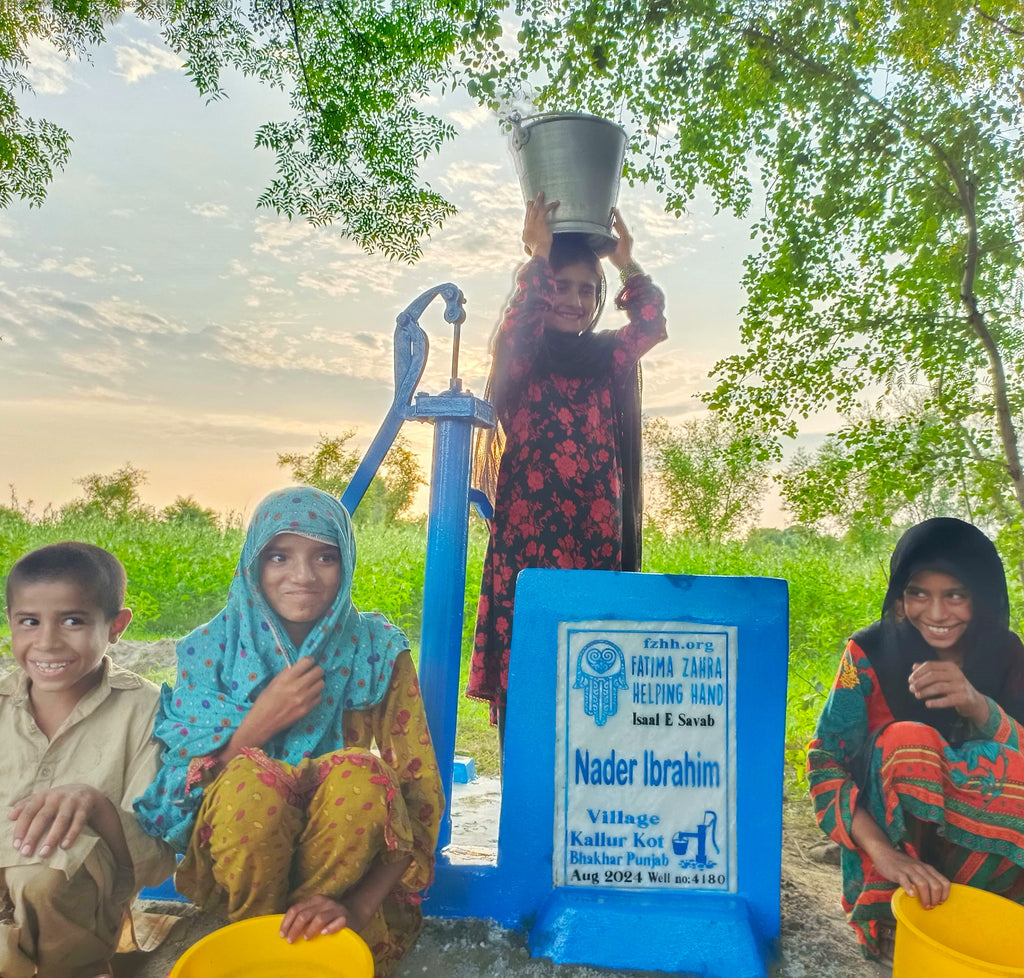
top-left (1, 542), bottom-right (175, 978)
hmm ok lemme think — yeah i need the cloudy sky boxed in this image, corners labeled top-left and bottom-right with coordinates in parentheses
top-left (0, 18), bottom-right (807, 522)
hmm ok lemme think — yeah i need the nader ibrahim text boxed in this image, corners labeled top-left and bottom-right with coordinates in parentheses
top-left (574, 748), bottom-right (720, 788)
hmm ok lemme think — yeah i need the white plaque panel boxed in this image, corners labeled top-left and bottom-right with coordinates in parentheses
top-left (554, 620), bottom-right (737, 891)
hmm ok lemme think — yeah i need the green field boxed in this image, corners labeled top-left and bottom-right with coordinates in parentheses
top-left (3, 506), bottom-right (1021, 779)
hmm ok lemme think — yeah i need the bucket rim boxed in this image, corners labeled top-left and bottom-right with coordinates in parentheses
top-left (510, 111), bottom-right (627, 135)
top-left (891, 885), bottom-right (1024, 976)
top-left (167, 913), bottom-right (374, 977)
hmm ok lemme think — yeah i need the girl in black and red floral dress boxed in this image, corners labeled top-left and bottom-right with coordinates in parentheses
top-left (467, 192), bottom-right (667, 745)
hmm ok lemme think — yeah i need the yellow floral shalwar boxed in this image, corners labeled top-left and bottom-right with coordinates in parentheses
top-left (176, 651), bottom-right (443, 977)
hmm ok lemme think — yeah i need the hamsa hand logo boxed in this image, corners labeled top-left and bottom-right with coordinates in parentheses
top-left (574, 639), bottom-right (628, 726)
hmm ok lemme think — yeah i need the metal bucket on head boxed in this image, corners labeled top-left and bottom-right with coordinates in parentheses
top-left (510, 112), bottom-right (627, 255)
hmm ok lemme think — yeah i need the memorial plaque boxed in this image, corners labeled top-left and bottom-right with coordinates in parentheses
top-left (554, 620), bottom-right (737, 892)
top-left (430, 570), bottom-right (786, 978)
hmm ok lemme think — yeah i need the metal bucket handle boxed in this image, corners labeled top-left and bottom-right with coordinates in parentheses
top-left (509, 111), bottom-right (529, 150)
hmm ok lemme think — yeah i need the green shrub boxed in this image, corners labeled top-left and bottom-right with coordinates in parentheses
top-left (6, 508), bottom-right (1019, 782)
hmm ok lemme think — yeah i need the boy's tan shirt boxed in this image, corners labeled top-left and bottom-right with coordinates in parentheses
top-left (0, 655), bottom-right (175, 888)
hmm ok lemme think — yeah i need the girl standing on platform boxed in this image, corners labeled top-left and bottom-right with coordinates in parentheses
top-left (136, 487), bottom-right (444, 977)
top-left (468, 192), bottom-right (667, 742)
top-left (808, 518), bottom-right (1024, 961)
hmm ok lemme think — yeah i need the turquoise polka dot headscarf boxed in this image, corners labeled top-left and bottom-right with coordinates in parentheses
top-left (135, 487), bottom-right (407, 851)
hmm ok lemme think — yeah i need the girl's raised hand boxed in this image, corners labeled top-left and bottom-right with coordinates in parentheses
top-left (606, 207), bottom-right (634, 270)
top-left (523, 191), bottom-right (558, 259)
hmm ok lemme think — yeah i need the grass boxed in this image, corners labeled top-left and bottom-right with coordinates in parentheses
top-left (4, 508), bottom-right (1021, 781)
top-left (0, 506), bottom-right (500, 773)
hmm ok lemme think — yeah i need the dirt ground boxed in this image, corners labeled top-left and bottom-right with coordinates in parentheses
top-left (110, 784), bottom-right (885, 978)
top-left (0, 643), bottom-right (885, 978)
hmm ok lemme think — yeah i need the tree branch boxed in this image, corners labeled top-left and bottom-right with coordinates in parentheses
top-left (973, 5), bottom-right (1024, 38)
top-left (742, 19), bottom-right (1024, 514)
top-left (948, 164), bottom-right (1024, 510)
top-left (283, 0), bottom-right (321, 115)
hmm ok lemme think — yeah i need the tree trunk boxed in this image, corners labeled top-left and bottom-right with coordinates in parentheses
top-left (951, 169), bottom-right (1024, 515)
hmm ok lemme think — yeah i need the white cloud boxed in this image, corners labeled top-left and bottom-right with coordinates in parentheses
top-left (633, 201), bottom-right (701, 242)
top-left (110, 263), bottom-right (144, 282)
top-left (0, 285), bottom-right (189, 345)
top-left (0, 395), bottom-right (346, 443)
top-left (59, 349), bottom-right (134, 376)
top-left (439, 160), bottom-right (503, 192)
top-left (639, 349), bottom-right (715, 414)
top-left (63, 258), bottom-right (98, 279)
top-left (247, 275), bottom-right (289, 295)
top-left (114, 41), bottom-right (182, 83)
top-left (250, 205), bottom-right (519, 297)
top-left (250, 216), bottom-right (323, 262)
top-left (250, 216), bottom-right (398, 295)
top-left (448, 104), bottom-right (495, 132)
top-left (23, 39), bottom-right (76, 95)
top-left (293, 252), bottom-right (403, 297)
top-left (66, 385), bottom-right (158, 404)
top-left (618, 201), bottom-right (705, 271)
top-left (212, 323), bottom-right (396, 383)
top-left (306, 328), bottom-right (391, 359)
top-left (191, 409), bottom-right (338, 439)
top-left (189, 201), bottom-right (231, 219)
top-left (296, 267), bottom-right (360, 298)
top-left (92, 299), bottom-right (188, 335)
top-left (416, 182), bottom-right (523, 277)
top-left (36, 255), bottom-right (146, 282)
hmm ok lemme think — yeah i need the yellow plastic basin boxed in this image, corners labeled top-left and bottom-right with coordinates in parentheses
top-left (168, 914), bottom-right (374, 978)
top-left (893, 884), bottom-right (1024, 977)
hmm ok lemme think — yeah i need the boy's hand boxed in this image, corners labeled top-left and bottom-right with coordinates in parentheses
top-left (10, 784), bottom-right (109, 858)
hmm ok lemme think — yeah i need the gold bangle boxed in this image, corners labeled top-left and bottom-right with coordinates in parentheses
top-left (619, 260), bottom-right (644, 284)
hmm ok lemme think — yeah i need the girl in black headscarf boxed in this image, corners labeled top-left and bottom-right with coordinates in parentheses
top-left (467, 192), bottom-right (667, 746)
top-left (808, 518), bottom-right (1024, 960)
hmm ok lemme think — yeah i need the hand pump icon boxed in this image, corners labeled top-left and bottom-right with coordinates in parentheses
top-left (672, 811), bottom-right (720, 867)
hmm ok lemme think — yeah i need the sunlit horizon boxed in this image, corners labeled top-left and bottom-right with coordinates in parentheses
top-left (1, 21), bottom-right (837, 528)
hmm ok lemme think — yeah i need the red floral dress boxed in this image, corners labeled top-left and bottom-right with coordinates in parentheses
top-left (467, 256), bottom-right (667, 722)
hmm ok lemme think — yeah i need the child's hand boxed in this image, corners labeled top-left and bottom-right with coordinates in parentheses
top-left (523, 191), bottom-right (558, 259)
top-left (872, 845), bottom-right (951, 910)
top-left (909, 660), bottom-right (989, 726)
top-left (280, 894), bottom-right (362, 942)
top-left (606, 208), bottom-right (634, 270)
top-left (9, 784), bottom-right (107, 858)
top-left (245, 657), bottom-right (325, 743)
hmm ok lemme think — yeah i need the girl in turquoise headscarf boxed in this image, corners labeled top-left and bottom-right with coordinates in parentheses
top-left (136, 487), bottom-right (444, 976)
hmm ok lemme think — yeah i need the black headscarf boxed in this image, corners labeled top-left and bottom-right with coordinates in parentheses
top-left (853, 517), bottom-right (1024, 742)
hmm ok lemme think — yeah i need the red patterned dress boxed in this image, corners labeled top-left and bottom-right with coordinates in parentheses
top-left (807, 639), bottom-right (1024, 959)
top-left (467, 256), bottom-right (667, 722)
